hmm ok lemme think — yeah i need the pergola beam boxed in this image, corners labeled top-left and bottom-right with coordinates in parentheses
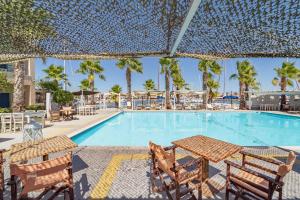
top-left (170, 0), bottom-right (202, 57)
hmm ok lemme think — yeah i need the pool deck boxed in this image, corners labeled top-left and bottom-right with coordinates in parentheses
top-left (0, 109), bottom-right (121, 149)
top-left (2, 146), bottom-right (300, 199)
top-left (1, 109), bottom-right (300, 199)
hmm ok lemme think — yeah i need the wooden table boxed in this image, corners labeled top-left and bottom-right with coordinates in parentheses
top-left (10, 135), bottom-right (77, 163)
top-left (172, 135), bottom-right (242, 180)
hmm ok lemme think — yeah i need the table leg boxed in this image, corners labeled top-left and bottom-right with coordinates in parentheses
top-left (202, 158), bottom-right (209, 181)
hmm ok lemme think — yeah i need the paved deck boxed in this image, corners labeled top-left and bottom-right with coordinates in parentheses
top-left (0, 110), bottom-right (120, 149)
top-left (2, 146), bottom-right (299, 199)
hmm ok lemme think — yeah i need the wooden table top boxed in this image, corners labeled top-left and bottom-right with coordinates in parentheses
top-left (10, 135), bottom-right (77, 163)
top-left (172, 135), bottom-right (242, 163)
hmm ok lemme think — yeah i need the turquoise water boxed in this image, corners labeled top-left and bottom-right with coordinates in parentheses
top-left (72, 112), bottom-right (300, 146)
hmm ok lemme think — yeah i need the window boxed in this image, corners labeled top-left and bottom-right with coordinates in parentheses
top-left (0, 64), bottom-right (13, 72)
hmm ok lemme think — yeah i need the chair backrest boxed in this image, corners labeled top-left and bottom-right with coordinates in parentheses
top-left (62, 106), bottom-right (72, 110)
top-left (277, 151), bottom-right (296, 181)
top-left (1, 113), bottom-right (12, 122)
top-left (10, 152), bottom-right (72, 195)
top-left (13, 113), bottom-right (24, 122)
top-left (149, 142), bottom-right (175, 177)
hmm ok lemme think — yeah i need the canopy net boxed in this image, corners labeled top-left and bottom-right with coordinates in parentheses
top-left (0, 0), bottom-right (300, 62)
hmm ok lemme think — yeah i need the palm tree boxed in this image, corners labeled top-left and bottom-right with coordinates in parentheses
top-left (110, 84), bottom-right (122, 107)
top-left (116, 58), bottom-right (143, 108)
top-left (43, 64), bottom-right (68, 86)
top-left (80, 79), bottom-right (90, 91)
top-left (207, 78), bottom-right (220, 103)
top-left (12, 61), bottom-right (26, 112)
top-left (230, 60), bottom-right (259, 110)
top-left (77, 60), bottom-right (105, 104)
top-left (272, 62), bottom-right (299, 110)
top-left (3, 0), bottom-right (55, 112)
top-left (198, 60), bottom-right (222, 107)
top-left (172, 73), bottom-right (189, 103)
top-left (144, 79), bottom-right (155, 102)
top-left (159, 58), bottom-right (173, 109)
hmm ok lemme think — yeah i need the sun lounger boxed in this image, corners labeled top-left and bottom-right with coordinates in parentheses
top-left (225, 150), bottom-right (296, 200)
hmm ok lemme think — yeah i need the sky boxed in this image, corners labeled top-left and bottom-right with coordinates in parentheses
top-left (35, 57), bottom-right (300, 94)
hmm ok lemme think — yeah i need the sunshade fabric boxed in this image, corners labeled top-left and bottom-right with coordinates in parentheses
top-left (1, 0), bottom-right (300, 62)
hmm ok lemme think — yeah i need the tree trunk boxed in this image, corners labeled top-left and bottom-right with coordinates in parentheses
top-left (91, 78), bottom-right (95, 104)
top-left (245, 84), bottom-right (249, 101)
top-left (126, 68), bottom-right (132, 108)
top-left (239, 81), bottom-right (246, 110)
top-left (202, 72), bottom-right (208, 107)
top-left (165, 69), bottom-right (171, 109)
top-left (12, 61), bottom-right (25, 112)
top-left (176, 87), bottom-right (180, 104)
top-left (280, 77), bottom-right (287, 111)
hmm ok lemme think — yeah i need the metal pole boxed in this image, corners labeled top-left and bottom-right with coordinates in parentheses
top-left (118, 93), bottom-right (121, 109)
top-left (231, 91), bottom-right (233, 109)
top-left (157, 65), bottom-right (160, 90)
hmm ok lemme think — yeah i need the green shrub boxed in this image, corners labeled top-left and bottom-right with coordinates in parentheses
top-left (25, 104), bottom-right (45, 111)
top-left (53, 90), bottom-right (74, 106)
top-left (0, 107), bottom-right (12, 113)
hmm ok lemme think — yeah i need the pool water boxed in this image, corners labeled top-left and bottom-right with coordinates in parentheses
top-left (72, 112), bottom-right (300, 146)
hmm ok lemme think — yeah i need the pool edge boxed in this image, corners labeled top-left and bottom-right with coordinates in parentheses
top-left (67, 111), bottom-right (123, 139)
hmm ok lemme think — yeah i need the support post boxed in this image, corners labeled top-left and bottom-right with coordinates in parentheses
top-left (46, 93), bottom-right (51, 120)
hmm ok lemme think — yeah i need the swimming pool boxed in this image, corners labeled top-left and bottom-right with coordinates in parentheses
top-left (72, 111), bottom-right (300, 146)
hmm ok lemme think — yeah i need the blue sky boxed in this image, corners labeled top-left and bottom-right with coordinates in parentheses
top-left (35, 57), bottom-right (300, 93)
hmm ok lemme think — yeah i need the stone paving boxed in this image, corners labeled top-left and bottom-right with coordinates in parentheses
top-left (2, 146), bottom-right (300, 200)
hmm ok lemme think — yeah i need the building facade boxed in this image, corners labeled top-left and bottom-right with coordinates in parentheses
top-left (0, 59), bottom-right (36, 108)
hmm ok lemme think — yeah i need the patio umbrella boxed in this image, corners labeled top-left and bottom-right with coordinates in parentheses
top-left (223, 95), bottom-right (239, 99)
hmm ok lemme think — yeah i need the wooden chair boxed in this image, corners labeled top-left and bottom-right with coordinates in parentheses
top-left (149, 141), bottom-right (203, 200)
top-left (50, 111), bottom-right (60, 122)
top-left (10, 152), bottom-right (74, 200)
top-left (1, 113), bottom-right (12, 133)
top-left (224, 150), bottom-right (296, 200)
top-left (62, 107), bottom-right (75, 120)
top-left (12, 113), bottom-right (24, 132)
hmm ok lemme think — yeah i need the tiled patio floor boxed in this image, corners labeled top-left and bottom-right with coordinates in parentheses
top-left (2, 146), bottom-right (300, 199)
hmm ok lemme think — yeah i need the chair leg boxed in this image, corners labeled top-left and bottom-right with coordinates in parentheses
top-left (68, 186), bottom-right (74, 200)
top-left (278, 188), bottom-right (282, 200)
top-left (225, 187), bottom-right (229, 200)
top-left (175, 183), bottom-right (180, 200)
top-left (198, 183), bottom-right (202, 200)
top-left (10, 176), bottom-right (17, 200)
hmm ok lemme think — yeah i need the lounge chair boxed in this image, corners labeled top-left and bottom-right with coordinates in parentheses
top-left (206, 104), bottom-right (214, 110)
top-left (224, 150), bottom-right (296, 200)
top-left (149, 141), bottom-right (203, 200)
top-left (10, 152), bottom-right (74, 200)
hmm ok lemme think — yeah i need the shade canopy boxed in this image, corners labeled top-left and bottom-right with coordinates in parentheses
top-left (72, 90), bottom-right (99, 96)
top-left (1, 0), bottom-right (300, 62)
